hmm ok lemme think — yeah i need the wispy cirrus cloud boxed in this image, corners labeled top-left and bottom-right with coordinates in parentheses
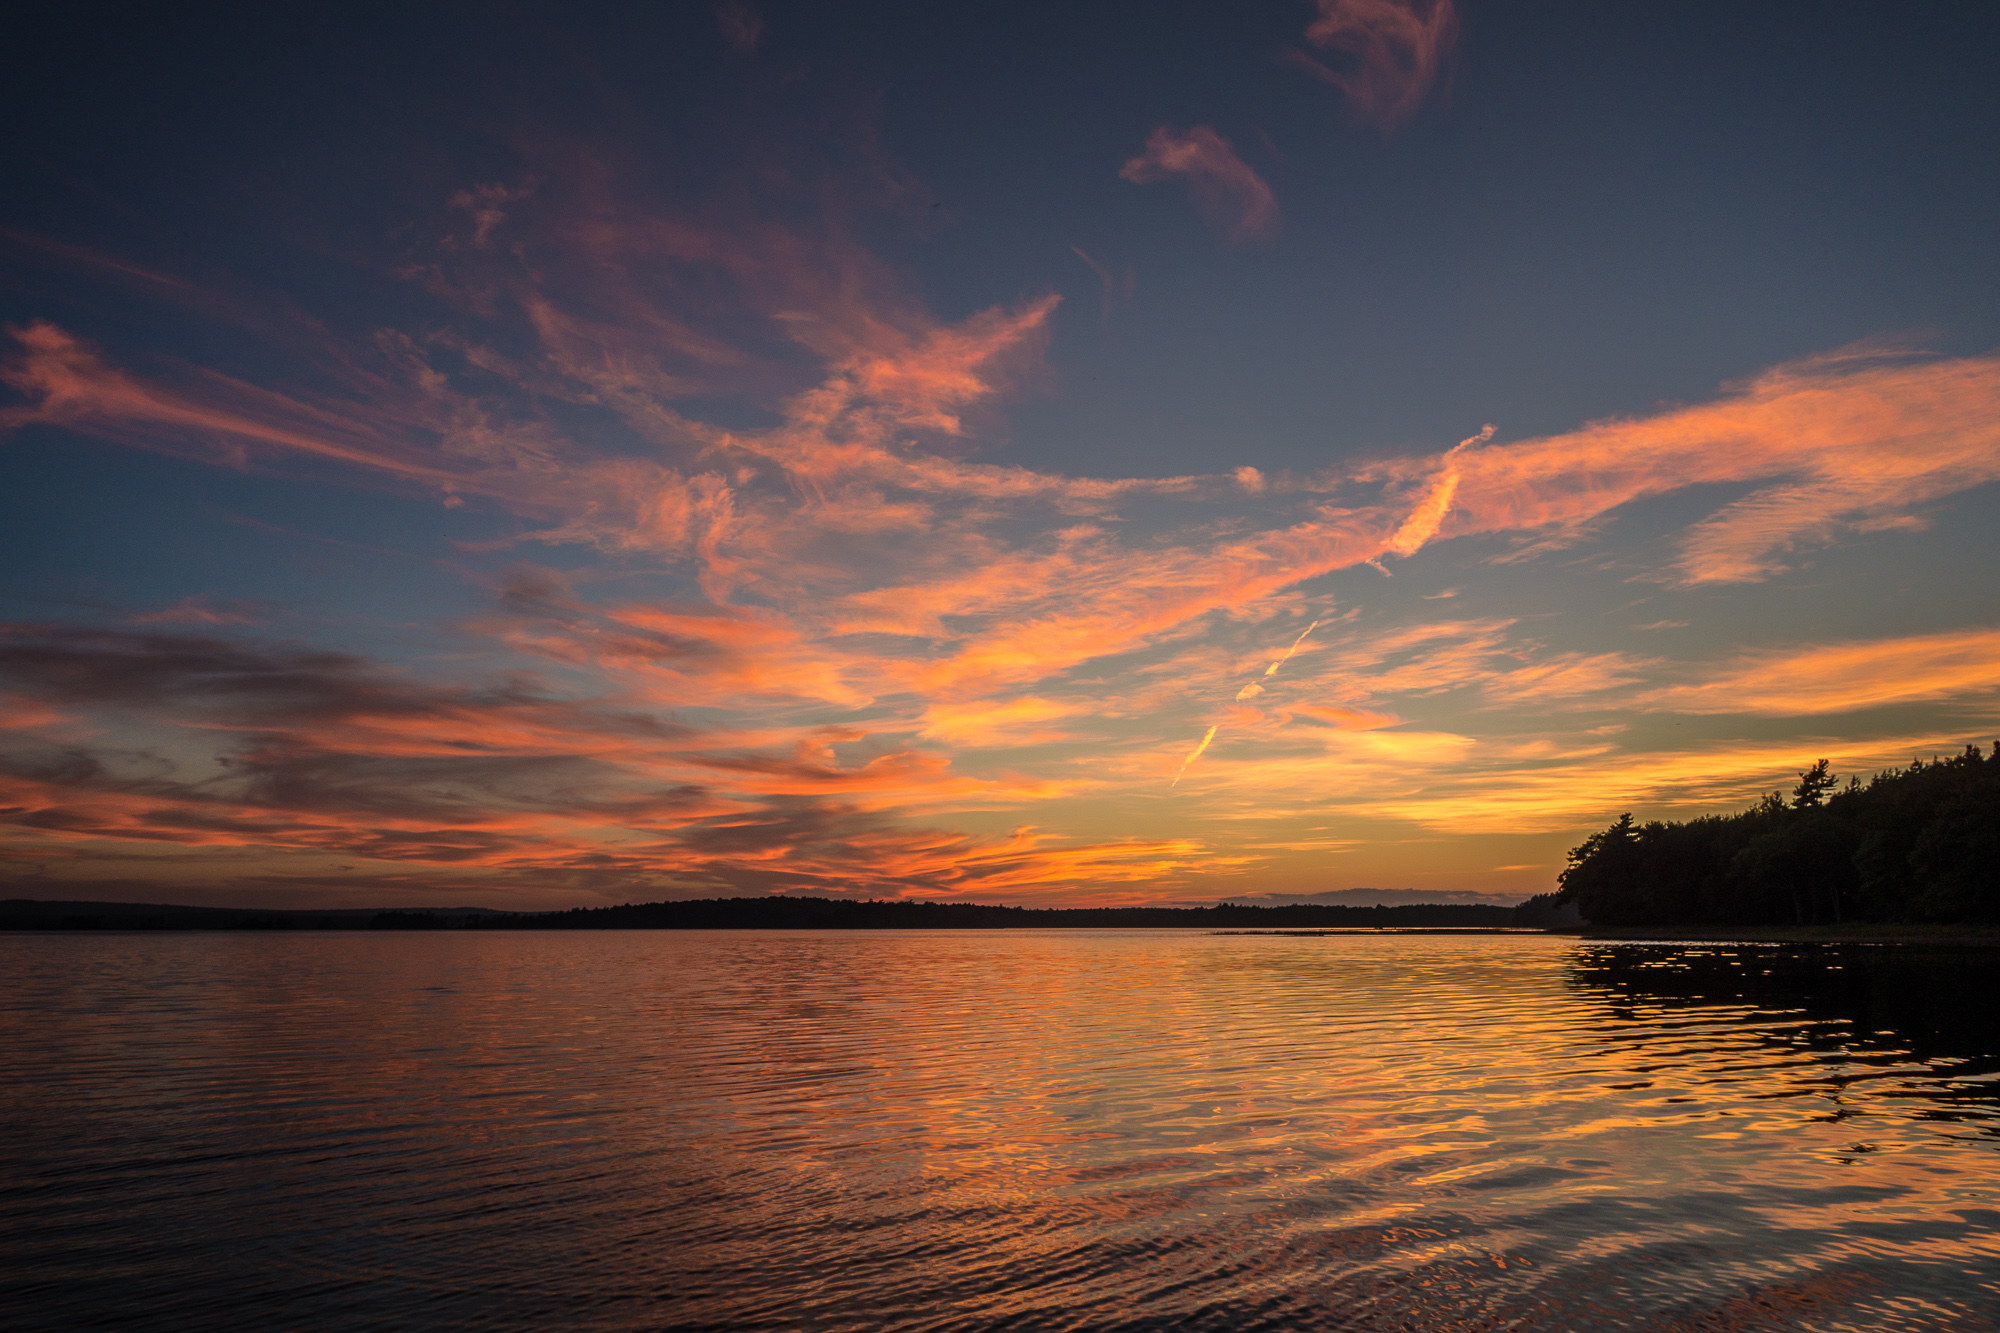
top-left (1636, 626), bottom-right (2000, 717)
top-left (0, 321), bottom-right (460, 486)
top-left (1283, 0), bottom-right (1458, 131)
top-left (1397, 344), bottom-right (2000, 584)
top-left (1288, 704), bottom-right (1400, 731)
top-left (1120, 126), bottom-right (1279, 244)
top-left (1477, 651), bottom-right (1658, 708)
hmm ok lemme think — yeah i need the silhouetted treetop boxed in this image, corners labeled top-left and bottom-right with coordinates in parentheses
top-left (1553, 744), bottom-right (2000, 927)
top-left (1792, 759), bottom-right (1837, 809)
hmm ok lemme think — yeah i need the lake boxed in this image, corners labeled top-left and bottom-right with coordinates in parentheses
top-left (3, 930), bottom-right (1998, 1330)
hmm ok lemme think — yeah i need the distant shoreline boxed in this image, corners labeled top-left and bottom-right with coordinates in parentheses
top-left (8, 898), bottom-right (1999, 944)
top-left (0, 896), bottom-right (1520, 932)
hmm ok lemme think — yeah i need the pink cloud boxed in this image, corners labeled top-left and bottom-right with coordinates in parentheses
top-left (0, 322), bottom-right (456, 486)
top-left (1284, 0), bottom-right (1458, 131)
top-left (1119, 126), bottom-right (1279, 244)
top-left (129, 596), bottom-right (265, 626)
top-left (1428, 346), bottom-right (2000, 583)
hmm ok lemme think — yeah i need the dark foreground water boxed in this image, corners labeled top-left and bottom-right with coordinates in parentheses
top-left (4, 932), bottom-right (1999, 1331)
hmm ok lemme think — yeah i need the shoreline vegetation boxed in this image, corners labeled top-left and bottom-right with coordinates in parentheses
top-left (3, 899), bottom-right (1998, 944)
top-left (1519, 744), bottom-right (2000, 932)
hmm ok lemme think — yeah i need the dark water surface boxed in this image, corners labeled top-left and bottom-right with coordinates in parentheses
top-left (4, 931), bottom-right (1999, 1331)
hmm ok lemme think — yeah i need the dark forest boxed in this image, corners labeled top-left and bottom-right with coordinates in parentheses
top-left (0, 898), bottom-right (1518, 931)
top-left (1525, 744), bottom-right (2000, 927)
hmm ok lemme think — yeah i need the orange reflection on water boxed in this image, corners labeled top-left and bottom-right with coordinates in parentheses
top-left (3, 931), bottom-right (1999, 1330)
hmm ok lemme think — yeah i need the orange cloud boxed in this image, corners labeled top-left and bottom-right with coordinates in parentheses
top-left (1479, 651), bottom-right (1656, 707)
top-left (1332, 732), bottom-right (1986, 835)
top-left (1383, 424), bottom-right (1492, 558)
top-left (1119, 126), bottom-right (1279, 244)
top-left (1431, 344), bottom-right (2000, 583)
top-left (1637, 626), bottom-right (2000, 716)
top-left (1289, 704), bottom-right (1400, 730)
top-left (918, 697), bottom-right (1086, 748)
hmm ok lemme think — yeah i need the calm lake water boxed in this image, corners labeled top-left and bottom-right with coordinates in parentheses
top-left (4, 930), bottom-right (1999, 1331)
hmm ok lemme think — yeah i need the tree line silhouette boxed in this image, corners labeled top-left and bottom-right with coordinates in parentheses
top-left (0, 897), bottom-right (1519, 931)
top-left (0, 902), bottom-right (505, 931)
top-left (466, 899), bottom-right (1517, 930)
top-left (0, 892), bottom-right (1512, 924)
top-left (1521, 743), bottom-right (2000, 927)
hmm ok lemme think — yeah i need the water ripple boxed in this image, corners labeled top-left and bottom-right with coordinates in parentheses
top-left (4, 931), bottom-right (2000, 1330)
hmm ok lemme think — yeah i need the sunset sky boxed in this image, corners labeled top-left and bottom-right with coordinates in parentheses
top-left (3, 2), bottom-right (1998, 910)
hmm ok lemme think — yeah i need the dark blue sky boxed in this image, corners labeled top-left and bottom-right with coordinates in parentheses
top-left (11, 3), bottom-right (1998, 462)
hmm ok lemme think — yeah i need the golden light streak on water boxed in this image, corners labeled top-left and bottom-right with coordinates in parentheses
top-left (2, 931), bottom-right (1998, 1330)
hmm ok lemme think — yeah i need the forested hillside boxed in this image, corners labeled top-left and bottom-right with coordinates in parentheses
top-left (1524, 745), bottom-right (2000, 926)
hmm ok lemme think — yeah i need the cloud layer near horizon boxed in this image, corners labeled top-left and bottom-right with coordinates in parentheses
top-left (4, 154), bottom-right (1998, 909)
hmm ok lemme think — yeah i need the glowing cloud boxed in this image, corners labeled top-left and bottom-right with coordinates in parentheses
top-left (1411, 347), bottom-right (2000, 583)
top-left (1385, 424), bottom-right (1493, 558)
top-left (1290, 704), bottom-right (1400, 730)
top-left (1637, 627), bottom-right (2000, 716)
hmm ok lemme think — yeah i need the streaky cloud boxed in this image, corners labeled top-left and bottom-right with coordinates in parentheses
top-left (1636, 626), bottom-right (2000, 716)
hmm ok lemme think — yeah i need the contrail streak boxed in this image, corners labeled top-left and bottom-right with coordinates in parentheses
top-left (1186, 618), bottom-right (1325, 785)
top-left (1171, 724), bottom-right (1219, 787)
top-left (1236, 618), bottom-right (1321, 699)
top-left (1386, 423), bottom-right (1494, 559)
top-left (1268, 618), bottom-right (1321, 673)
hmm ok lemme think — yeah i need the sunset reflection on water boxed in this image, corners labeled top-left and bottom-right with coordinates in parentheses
top-left (4, 931), bottom-right (1998, 1330)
